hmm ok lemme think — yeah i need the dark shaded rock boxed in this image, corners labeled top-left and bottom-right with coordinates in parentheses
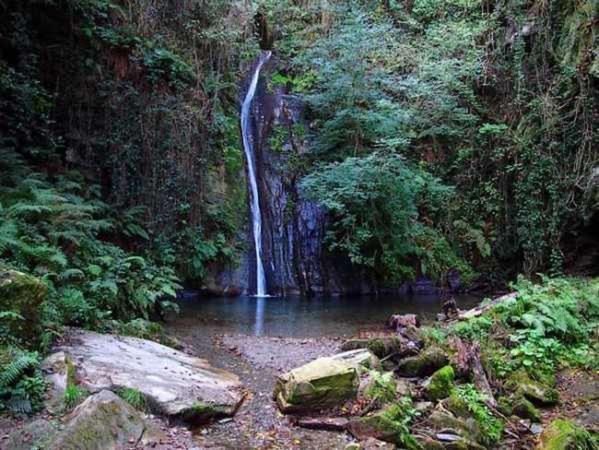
top-left (341, 337), bottom-right (402, 358)
top-left (296, 416), bottom-right (349, 431)
top-left (396, 346), bottom-right (449, 377)
top-left (447, 268), bottom-right (461, 292)
top-left (512, 395), bottom-right (541, 422)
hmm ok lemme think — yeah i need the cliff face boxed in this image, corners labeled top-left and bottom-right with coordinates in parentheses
top-left (212, 57), bottom-right (376, 296)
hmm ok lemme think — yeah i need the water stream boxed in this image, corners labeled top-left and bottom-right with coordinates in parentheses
top-left (241, 51), bottom-right (272, 297)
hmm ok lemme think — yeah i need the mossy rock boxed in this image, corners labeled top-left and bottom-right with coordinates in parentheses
top-left (538, 419), bottom-right (596, 450)
top-left (397, 346), bottom-right (449, 377)
top-left (506, 370), bottom-right (559, 406)
top-left (274, 356), bottom-right (359, 413)
top-left (512, 395), bottom-right (541, 422)
top-left (363, 370), bottom-right (397, 404)
top-left (5, 419), bottom-right (59, 450)
top-left (520, 382), bottom-right (559, 406)
top-left (0, 269), bottom-right (47, 344)
top-left (181, 401), bottom-right (232, 423)
top-left (428, 410), bottom-right (482, 444)
top-left (347, 403), bottom-right (420, 449)
top-left (424, 365), bottom-right (455, 401)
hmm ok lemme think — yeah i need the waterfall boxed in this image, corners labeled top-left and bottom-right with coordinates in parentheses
top-left (241, 51), bottom-right (271, 297)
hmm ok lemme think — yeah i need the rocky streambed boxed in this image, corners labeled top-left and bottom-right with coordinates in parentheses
top-left (3, 295), bottom-right (598, 450)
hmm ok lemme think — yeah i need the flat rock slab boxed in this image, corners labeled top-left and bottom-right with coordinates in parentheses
top-left (43, 329), bottom-right (244, 421)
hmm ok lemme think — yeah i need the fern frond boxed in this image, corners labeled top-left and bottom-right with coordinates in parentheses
top-left (0, 349), bottom-right (39, 386)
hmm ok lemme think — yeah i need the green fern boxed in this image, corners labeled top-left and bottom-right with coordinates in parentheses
top-left (0, 349), bottom-right (39, 386)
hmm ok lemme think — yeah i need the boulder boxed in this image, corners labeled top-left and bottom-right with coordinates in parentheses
top-left (331, 348), bottom-right (381, 371)
top-left (42, 329), bottom-right (244, 422)
top-left (49, 390), bottom-right (145, 449)
top-left (537, 419), bottom-right (595, 450)
top-left (511, 395), bottom-right (541, 422)
top-left (427, 410), bottom-right (483, 447)
top-left (520, 382), bottom-right (559, 406)
top-left (396, 346), bottom-right (448, 377)
top-left (341, 337), bottom-right (402, 358)
top-left (274, 350), bottom-right (377, 414)
top-left (6, 391), bottom-right (146, 450)
top-left (347, 403), bottom-right (420, 448)
top-left (424, 365), bottom-right (455, 401)
top-left (0, 269), bottom-right (47, 344)
top-left (5, 419), bottom-right (58, 450)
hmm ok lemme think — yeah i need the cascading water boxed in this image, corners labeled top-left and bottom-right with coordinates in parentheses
top-left (241, 50), bottom-right (271, 297)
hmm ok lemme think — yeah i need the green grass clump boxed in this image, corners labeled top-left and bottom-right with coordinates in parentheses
top-left (116, 387), bottom-right (147, 411)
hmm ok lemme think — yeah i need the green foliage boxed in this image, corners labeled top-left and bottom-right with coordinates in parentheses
top-left (380, 397), bottom-right (422, 450)
top-left (450, 384), bottom-right (503, 446)
top-left (63, 384), bottom-right (88, 409)
top-left (451, 277), bottom-right (599, 381)
top-left (116, 387), bottom-right (147, 411)
top-left (0, 347), bottom-right (45, 414)
top-left (302, 152), bottom-right (472, 283)
top-left (365, 370), bottom-right (396, 404)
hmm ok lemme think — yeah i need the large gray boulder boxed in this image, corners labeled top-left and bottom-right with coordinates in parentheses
top-left (42, 329), bottom-right (244, 422)
top-left (6, 391), bottom-right (144, 450)
top-left (274, 349), bottom-right (378, 414)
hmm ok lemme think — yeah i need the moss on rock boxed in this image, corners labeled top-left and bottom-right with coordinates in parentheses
top-left (425, 365), bottom-right (455, 401)
top-left (396, 345), bottom-right (448, 377)
top-left (0, 269), bottom-right (47, 344)
top-left (181, 401), bottom-right (231, 423)
top-left (506, 370), bottom-right (559, 406)
top-left (538, 419), bottom-right (596, 450)
top-left (274, 357), bottom-right (359, 413)
top-left (512, 395), bottom-right (541, 422)
top-left (347, 401), bottom-right (421, 449)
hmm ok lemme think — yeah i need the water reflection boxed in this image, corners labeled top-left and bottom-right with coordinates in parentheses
top-left (254, 297), bottom-right (265, 336)
top-left (171, 293), bottom-right (481, 338)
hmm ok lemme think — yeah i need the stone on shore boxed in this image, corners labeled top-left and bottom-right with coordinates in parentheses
top-left (42, 329), bottom-right (244, 422)
top-left (274, 349), bottom-right (377, 413)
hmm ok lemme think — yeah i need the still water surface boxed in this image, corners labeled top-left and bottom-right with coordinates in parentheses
top-left (170, 293), bottom-right (481, 338)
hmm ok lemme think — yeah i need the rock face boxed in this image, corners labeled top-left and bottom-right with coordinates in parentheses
top-left (42, 329), bottom-right (244, 421)
top-left (274, 349), bottom-right (377, 413)
top-left (0, 269), bottom-right (47, 343)
top-left (6, 391), bottom-right (145, 450)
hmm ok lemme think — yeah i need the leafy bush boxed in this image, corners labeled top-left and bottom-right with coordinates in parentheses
top-left (302, 152), bottom-right (472, 284)
top-left (451, 277), bottom-right (599, 380)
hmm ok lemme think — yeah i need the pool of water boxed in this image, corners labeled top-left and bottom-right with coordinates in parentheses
top-left (167, 293), bottom-right (481, 338)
